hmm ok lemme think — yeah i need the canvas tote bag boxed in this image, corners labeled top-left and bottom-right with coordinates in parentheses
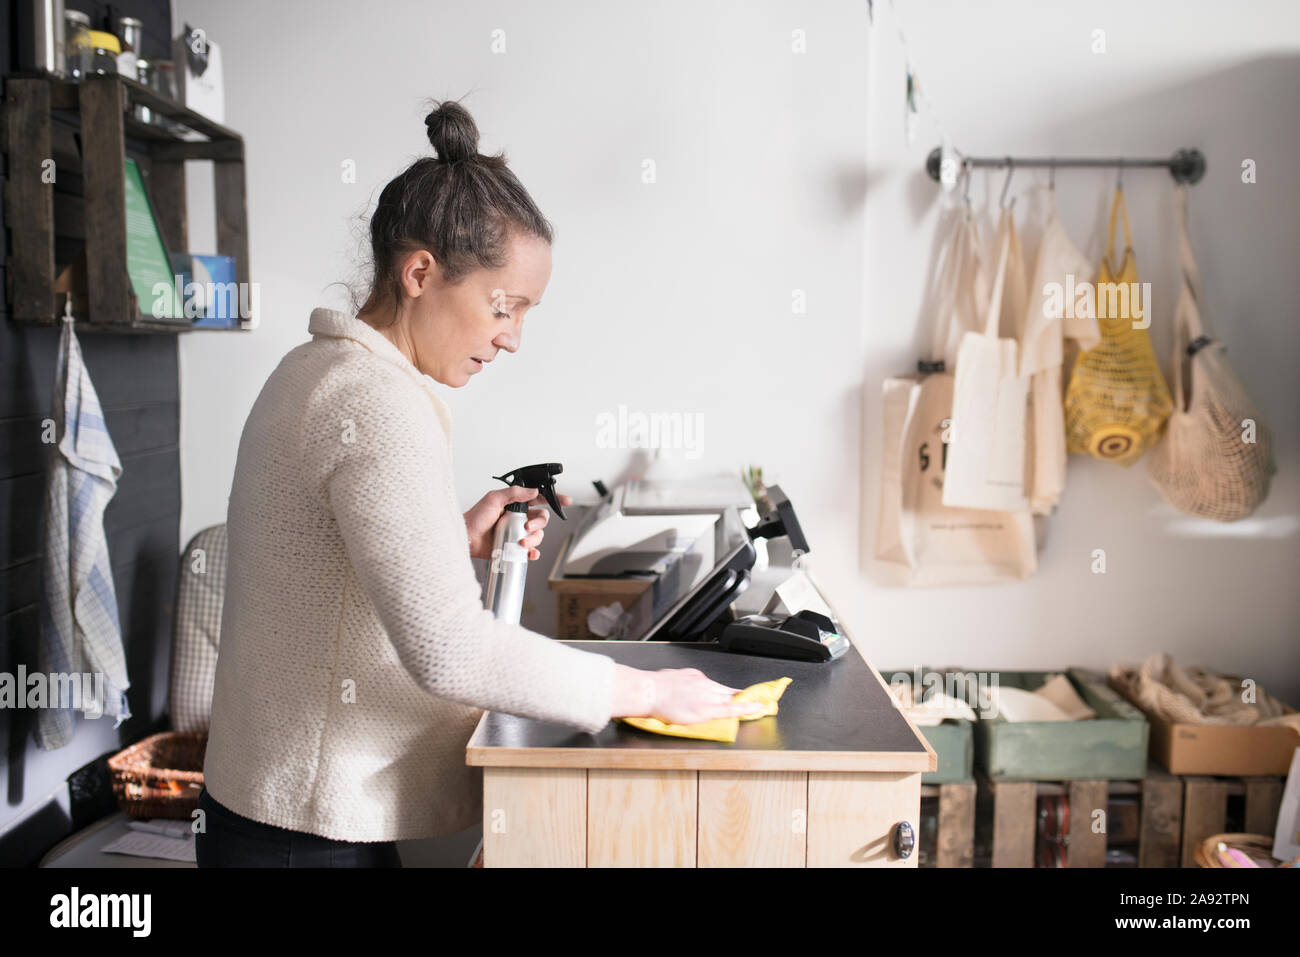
top-left (1146, 185), bottom-right (1275, 520)
top-left (1020, 191), bottom-right (1099, 514)
top-left (943, 207), bottom-right (1031, 512)
top-left (875, 205), bottom-right (1037, 584)
top-left (876, 206), bottom-right (976, 567)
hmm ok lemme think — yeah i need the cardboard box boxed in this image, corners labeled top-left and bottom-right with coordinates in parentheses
top-left (1107, 672), bottom-right (1300, 776)
top-left (547, 535), bottom-right (655, 640)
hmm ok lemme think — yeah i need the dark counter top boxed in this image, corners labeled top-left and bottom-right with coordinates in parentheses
top-left (466, 640), bottom-right (935, 772)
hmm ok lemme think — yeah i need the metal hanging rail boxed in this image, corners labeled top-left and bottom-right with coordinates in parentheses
top-left (925, 147), bottom-right (1206, 185)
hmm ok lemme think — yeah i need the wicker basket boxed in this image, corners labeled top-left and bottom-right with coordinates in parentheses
top-left (107, 731), bottom-right (207, 821)
top-left (1193, 832), bottom-right (1295, 868)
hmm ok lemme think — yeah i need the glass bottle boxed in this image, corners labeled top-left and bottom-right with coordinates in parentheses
top-left (63, 9), bottom-right (91, 81)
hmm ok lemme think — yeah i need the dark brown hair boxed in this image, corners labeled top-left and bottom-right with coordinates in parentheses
top-left (358, 98), bottom-right (553, 325)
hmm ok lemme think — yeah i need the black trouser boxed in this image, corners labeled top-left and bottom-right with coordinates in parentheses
top-left (195, 788), bottom-right (402, 868)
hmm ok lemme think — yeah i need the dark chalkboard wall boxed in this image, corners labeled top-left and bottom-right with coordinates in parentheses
top-left (1, 0), bottom-right (180, 865)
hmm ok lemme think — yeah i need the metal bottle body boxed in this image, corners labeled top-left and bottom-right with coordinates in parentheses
top-left (485, 507), bottom-right (530, 623)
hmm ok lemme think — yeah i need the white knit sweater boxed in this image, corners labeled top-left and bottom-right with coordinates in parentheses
top-left (202, 307), bottom-right (617, 842)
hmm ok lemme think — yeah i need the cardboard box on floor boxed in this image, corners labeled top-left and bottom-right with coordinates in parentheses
top-left (547, 534), bottom-right (655, 640)
top-left (1106, 672), bottom-right (1300, 776)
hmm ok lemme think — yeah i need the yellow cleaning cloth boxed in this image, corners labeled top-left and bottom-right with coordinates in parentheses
top-left (617, 677), bottom-right (792, 743)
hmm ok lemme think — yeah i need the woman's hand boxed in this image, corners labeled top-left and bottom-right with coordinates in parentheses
top-left (611, 664), bottom-right (759, 724)
top-left (463, 488), bottom-right (574, 561)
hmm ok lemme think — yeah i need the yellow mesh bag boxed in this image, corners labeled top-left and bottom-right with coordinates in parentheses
top-left (1064, 188), bottom-right (1172, 465)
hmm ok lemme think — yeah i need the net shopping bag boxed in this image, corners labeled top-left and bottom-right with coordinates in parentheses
top-left (875, 206), bottom-right (1036, 584)
top-left (1064, 187), bottom-right (1172, 464)
top-left (1146, 185), bottom-right (1275, 520)
top-left (943, 207), bottom-right (1030, 512)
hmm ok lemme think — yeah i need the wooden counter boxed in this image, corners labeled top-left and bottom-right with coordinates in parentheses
top-left (466, 633), bottom-right (936, 867)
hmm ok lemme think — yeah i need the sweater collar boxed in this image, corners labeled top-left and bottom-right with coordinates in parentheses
top-left (308, 307), bottom-right (453, 436)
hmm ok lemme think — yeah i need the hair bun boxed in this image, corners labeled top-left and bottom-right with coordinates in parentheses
top-left (424, 100), bottom-right (479, 164)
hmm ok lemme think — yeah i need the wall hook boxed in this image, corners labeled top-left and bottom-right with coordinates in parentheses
top-left (999, 157), bottom-right (1015, 209)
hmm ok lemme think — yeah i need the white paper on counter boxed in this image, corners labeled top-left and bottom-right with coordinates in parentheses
top-left (101, 830), bottom-right (196, 863)
top-left (774, 569), bottom-right (835, 622)
top-left (127, 818), bottom-right (192, 839)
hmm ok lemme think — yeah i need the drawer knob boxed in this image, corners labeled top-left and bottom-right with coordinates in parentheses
top-left (893, 821), bottom-right (915, 859)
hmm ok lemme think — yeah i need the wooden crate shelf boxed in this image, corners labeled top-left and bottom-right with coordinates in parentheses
top-left (2, 70), bottom-right (250, 332)
top-left (1179, 774), bottom-right (1285, 868)
top-left (919, 780), bottom-right (977, 868)
top-left (974, 764), bottom-right (1183, 868)
top-left (967, 763), bottom-right (1286, 868)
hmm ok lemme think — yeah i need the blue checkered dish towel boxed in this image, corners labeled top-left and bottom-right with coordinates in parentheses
top-left (35, 315), bottom-right (131, 749)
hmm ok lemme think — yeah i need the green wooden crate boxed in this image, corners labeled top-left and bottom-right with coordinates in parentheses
top-left (964, 668), bottom-right (1149, 781)
top-left (881, 670), bottom-right (974, 783)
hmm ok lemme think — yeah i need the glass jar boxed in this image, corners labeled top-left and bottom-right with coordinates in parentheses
top-left (118, 16), bottom-right (143, 52)
top-left (116, 16), bottom-right (142, 77)
top-left (64, 10), bottom-right (91, 81)
top-left (153, 60), bottom-right (182, 133)
top-left (83, 30), bottom-right (121, 77)
top-left (135, 59), bottom-right (154, 124)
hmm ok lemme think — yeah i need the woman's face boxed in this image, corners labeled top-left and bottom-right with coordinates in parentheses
top-left (394, 230), bottom-right (552, 388)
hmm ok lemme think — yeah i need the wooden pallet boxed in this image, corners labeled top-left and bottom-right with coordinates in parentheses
top-left (919, 780), bottom-right (977, 867)
top-left (1180, 775), bottom-right (1285, 868)
top-left (975, 763), bottom-right (1184, 867)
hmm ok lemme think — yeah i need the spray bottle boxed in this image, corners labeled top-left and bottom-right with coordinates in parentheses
top-left (484, 462), bottom-right (566, 624)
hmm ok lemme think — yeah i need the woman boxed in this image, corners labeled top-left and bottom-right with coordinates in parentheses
top-left (195, 100), bottom-right (753, 867)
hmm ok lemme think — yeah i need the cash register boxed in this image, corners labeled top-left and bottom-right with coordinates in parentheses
top-left (632, 484), bottom-right (850, 662)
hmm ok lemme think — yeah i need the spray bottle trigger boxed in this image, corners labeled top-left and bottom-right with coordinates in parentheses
top-left (538, 480), bottom-right (566, 520)
top-left (491, 463), bottom-right (567, 520)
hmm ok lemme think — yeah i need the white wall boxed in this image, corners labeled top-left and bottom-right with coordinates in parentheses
top-left (858, 0), bottom-right (1300, 702)
top-left (175, 0), bottom-right (1300, 702)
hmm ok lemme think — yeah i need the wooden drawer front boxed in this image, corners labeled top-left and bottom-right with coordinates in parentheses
top-left (483, 767), bottom-right (586, 867)
top-left (807, 771), bottom-right (921, 867)
top-left (698, 771), bottom-right (807, 867)
top-left (588, 769), bottom-right (697, 867)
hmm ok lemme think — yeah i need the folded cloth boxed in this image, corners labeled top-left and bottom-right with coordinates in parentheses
top-left (887, 682), bottom-right (979, 725)
top-left (36, 316), bottom-right (130, 749)
top-left (618, 677), bottom-right (792, 743)
top-left (983, 685), bottom-right (1075, 722)
top-left (1109, 652), bottom-right (1300, 734)
top-left (1034, 673), bottom-right (1097, 720)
